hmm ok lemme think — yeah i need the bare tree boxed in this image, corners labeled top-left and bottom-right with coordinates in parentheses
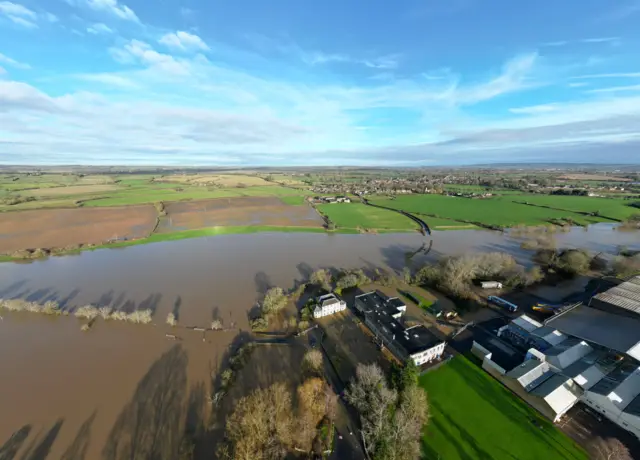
top-left (310, 269), bottom-right (331, 291)
top-left (262, 287), bottom-right (288, 314)
top-left (224, 382), bottom-right (294, 460)
top-left (297, 378), bottom-right (328, 450)
top-left (344, 363), bottom-right (397, 456)
top-left (386, 385), bottom-right (430, 460)
top-left (302, 349), bottom-right (323, 374)
top-left (591, 437), bottom-right (633, 460)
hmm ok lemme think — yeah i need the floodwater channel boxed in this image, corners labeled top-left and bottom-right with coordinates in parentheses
top-left (0, 224), bottom-right (637, 459)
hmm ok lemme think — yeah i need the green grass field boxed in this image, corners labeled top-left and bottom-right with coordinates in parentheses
top-left (373, 195), bottom-right (607, 228)
top-left (317, 203), bottom-right (418, 231)
top-left (420, 356), bottom-right (587, 460)
top-left (504, 194), bottom-right (637, 221)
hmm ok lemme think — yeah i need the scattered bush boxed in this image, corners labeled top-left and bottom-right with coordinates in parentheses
top-left (80, 323), bottom-right (91, 332)
top-left (310, 269), bottom-right (331, 291)
top-left (211, 319), bottom-right (223, 330)
top-left (0, 298), bottom-right (68, 315)
top-left (75, 305), bottom-right (100, 320)
top-left (302, 349), bottom-right (323, 373)
top-left (612, 254), bottom-right (640, 278)
top-left (166, 312), bottom-right (177, 326)
top-left (335, 269), bottom-right (370, 291)
top-left (262, 287), bottom-right (288, 314)
top-left (298, 320), bottom-right (310, 331)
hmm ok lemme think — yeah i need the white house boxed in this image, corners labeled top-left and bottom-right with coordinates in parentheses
top-left (313, 293), bottom-right (347, 318)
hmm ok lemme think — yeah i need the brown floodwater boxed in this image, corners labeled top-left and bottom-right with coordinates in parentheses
top-left (0, 224), bottom-right (637, 459)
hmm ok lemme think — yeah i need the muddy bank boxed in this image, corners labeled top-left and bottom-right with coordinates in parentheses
top-left (0, 205), bottom-right (157, 254)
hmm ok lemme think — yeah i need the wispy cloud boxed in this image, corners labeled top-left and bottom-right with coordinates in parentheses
top-left (110, 39), bottom-right (195, 76)
top-left (75, 73), bottom-right (138, 88)
top-left (66, 0), bottom-right (138, 22)
top-left (568, 82), bottom-right (588, 88)
top-left (0, 52), bottom-right (30, 69)
top-left (572, 72), bottom-right (640, 79)
top-left (0, 1), bottom-right (37, 28)
top-left (586, 84), bottom-right (640, 94)
top-left (87, 23), bottom-right (113, 34)
top-left (581, 36), bottom-right (620, 43)
top-left (159, 31), bottom-right (209, 52)
top-left (510, 104), bottom-right (558, 115)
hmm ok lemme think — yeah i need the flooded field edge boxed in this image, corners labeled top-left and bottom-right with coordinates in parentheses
top-left (0, 224), bottom-right (637, 459)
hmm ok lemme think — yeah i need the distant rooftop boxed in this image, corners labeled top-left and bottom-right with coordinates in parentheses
top-left (592, 275), bottom-right (640, 315)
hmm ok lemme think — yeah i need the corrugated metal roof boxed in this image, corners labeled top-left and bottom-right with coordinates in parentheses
top-left (546, 305), bottom-right (640, 355)
top-left (593, 276), bottom-right (640, 314)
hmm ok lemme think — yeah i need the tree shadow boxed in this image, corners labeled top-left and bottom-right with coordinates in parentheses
top-left (296, 262), bottom-right (314, 281)
top-left (60, 411), bottom-right (96, 460)
top-left (19, 419), bottom-right (64, 460)
top-left (0, 424), bottom-right (31, 460)
top-left (101, 344), bottom-right (188, 460)
top-left (254, 271), bottom-right (272, 298)
top-left (0, 280), bottom-right (28, 298)
top-left (173, 296), bottom-right (182, 322)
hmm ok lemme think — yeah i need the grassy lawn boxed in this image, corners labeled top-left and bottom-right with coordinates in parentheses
top-left (420, 356), bottom-right (587, 460)
top-left (503, 194), bottom-right (637, 221)
top-left (279, 195), bottom-right (308, 205)
top-left (373, 195), bottom-right (605, 228)
top-left (398, 289), bottom-right (434, 310)
top-left (317, 203), bottom-right (418, 231)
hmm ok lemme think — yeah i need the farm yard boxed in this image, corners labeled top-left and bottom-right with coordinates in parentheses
top-left (420, 356), bottom-right (588, 460)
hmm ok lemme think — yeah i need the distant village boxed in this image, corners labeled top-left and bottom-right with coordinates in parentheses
top-left (308, 173), bottom-right (637, 198)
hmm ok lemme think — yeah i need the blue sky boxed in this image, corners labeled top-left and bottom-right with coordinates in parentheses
top-left (1, 0), bottom-right (640, 166)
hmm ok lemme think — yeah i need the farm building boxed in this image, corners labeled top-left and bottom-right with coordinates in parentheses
top-left (479, 279), bottom-right (640, 437)
top-left (355, 291), bottom-right (445, 365)
top-left (313, 293), bottom-right (347, 318)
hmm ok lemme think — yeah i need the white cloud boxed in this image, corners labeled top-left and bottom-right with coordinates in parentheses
top-left (110, 39), bottom-right (194, 76)
top-left (572, 72), bottom-right (640, 79)
top-left (0, 2), bottom-right (58, 28)
top-left (75, 73), bottom-right (138, 88)
top-left (568, 82), bottom-right (588, 88)
top-left (0, 1), bottom-right (36, 27)
top-left (87, 23), bottom-right (113, 34)
top-left (0, 52), bottom-right (30, 69)
top-left (587, 85), bottom-right (640, 94)
top-left (456, 53), bottom-right (538, 104)
top-left (581, 37), bottom-right (620, 43)
top-left (0, 66), bottom-right (6, 75)
top-left (159, 31), bottom-right (209, 52)
top-left (510, 104), bottom-right (558, 114)
top-left (67, 0), bottom-right (138, 22)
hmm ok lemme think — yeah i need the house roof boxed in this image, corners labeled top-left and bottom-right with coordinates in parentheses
top-left (356, 291), bottom-right (388, 312)
top-left (364, 308), bottom-right (442, 356)
top-left (530, 373), bottom-right (572, 398)
top-left (546, 305), bottom-right (640, 355)
top-left (593, 276), bottom-right (640, 315)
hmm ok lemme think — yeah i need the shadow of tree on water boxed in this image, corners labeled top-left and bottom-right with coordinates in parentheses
top-left (101, 344), bottom-right (188, 460)
top-left (0, 425), bottom-right (31, 460)
top-left (19, 419), bottom-right (64, 460)
top-left (60, 411), bottom-right (96, 460)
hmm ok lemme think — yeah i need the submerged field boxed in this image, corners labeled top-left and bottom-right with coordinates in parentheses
top-left (420, 356), bottom-right (587, 460)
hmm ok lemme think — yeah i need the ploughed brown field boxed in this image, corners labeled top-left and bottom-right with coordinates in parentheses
top-left (156, 196), bottom-right (324, 232)
top-left (0, 206), bottom-right (157, 254)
